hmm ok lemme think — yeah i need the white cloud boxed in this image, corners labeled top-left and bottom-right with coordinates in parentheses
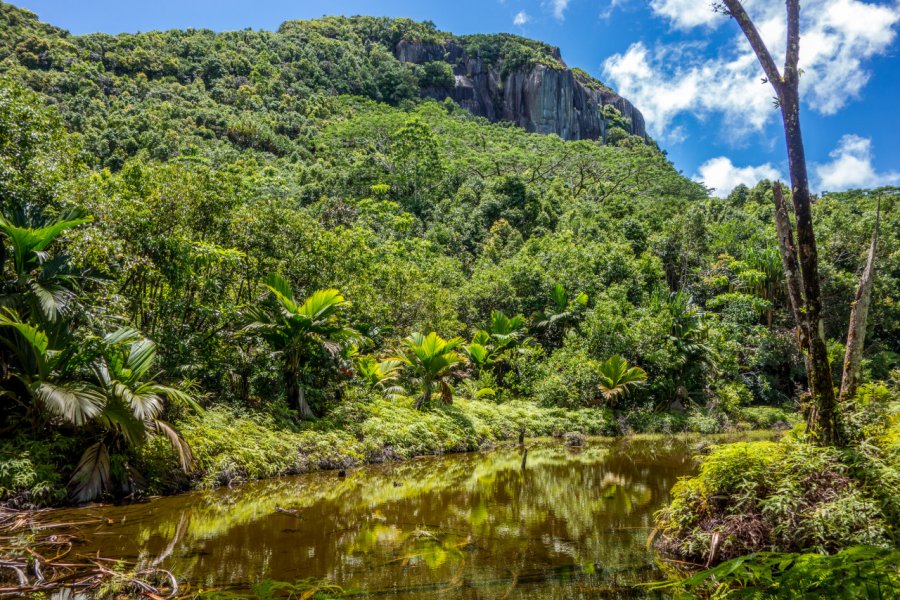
top-left (649, 0), bottom-right (719, 29)
top-left (599, 0), bottom-right (626, 20)
top-left (603, 0), bottom-right (900, 140)
top-left (513, 10), bottom-right (530, 26)
top-left (602, 42), bottom-right (773, 140)
top-left (694, 156), bottom-right (782, 196)
top-left (550, 0), bottom-right (570, 20)
top-left (814, 134), bottom-right (900, 191)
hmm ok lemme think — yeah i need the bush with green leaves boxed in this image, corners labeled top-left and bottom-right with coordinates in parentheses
top-left (656, 433), bottom-right (895, 563)
top-left (653, 545), bottom-right (900, 599)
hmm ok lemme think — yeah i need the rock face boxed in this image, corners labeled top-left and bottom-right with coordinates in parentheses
top-left (395, 40), bottom-right (646, 142)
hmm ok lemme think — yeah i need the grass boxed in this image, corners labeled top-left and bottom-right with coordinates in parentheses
top-left (3, 396), bottom-right (798, 505)
top-left (140, 397), bottom-right (616, 493)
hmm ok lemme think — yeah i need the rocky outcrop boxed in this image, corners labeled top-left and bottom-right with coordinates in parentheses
top-left (394, 40), bottom-right (646, 142)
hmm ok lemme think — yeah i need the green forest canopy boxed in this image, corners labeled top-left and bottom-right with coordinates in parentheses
top-left (0, 1), bottom-right (896, 502)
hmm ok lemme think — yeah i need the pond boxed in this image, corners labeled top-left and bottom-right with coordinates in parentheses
top-left (40, 434), bottom-right (773, 598)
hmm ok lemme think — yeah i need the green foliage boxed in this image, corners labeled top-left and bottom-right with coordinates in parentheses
top-left (141, 398), bottom-right (613, 490)
top-left (654, 545), bottom-right (900, 599)
top-left (656, 433), bottom-right (895, 563)
top-left (0, 7), bottom-right (896, 527)
top-left (394, 331), bottom-right (467, 409)
top-left (242, 277), bottom-right (357, 418)
top-left (417, 61), bottom-right (455, 89)
top-left (597, 355), bottom-right (648, 406)
top-left (0, 434), bottom-right (74, 506)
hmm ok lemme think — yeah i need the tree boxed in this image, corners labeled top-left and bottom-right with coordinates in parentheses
top-left (395, 332), bottom-right (466, 409)
top-left (0, 312), bottom-right (197, 502)
top-left (0, 309), bottom-right (104, 428)
top-left (74, 328), bottom-right (199, 502)
top-left (598, 355), bottom-right (647, 406)
top-left (390, 117), bottom-right (444, 215)
top-left (355, 355), bottom-right (404, 399)
top-left (719, 0), bottom-right (838, 444)
top-left (840, 199), bottom-right (880, 400)
top-left (533, 284), bottom-right (588, 348)
top-left (243, 275), bottom-right (357, 418)
top-left (464, 310), bottom-right (529, 375)
top-left (0, 208), bottom-right (92, 324)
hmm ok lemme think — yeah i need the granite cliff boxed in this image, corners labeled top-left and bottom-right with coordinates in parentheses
top-left (394, 38), bottom-right (646, 142)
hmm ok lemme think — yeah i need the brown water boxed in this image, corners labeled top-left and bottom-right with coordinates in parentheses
top-left (43, 434), bottom-right (770, 598)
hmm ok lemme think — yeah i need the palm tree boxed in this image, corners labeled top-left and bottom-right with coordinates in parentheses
top-left (356, 355), bottom-right (404, 399)
top-left (395, 332), bottom-right (466, 409)
top-left (0, 312), bottom-right (197, 502)
top-left (464, 332), bottom-right (493, 374)
top-left (486, 310), bottom-right (527, 351)
top-left (243, 274), bottom-right (357, 418)
top-left (0, 208), bottom-right (91, 324)
top-left (650, 288), bottom-right (716, 404)
top-left (71, 328), bottom-right (200, 502)
top-left (0, 308), bottom-right (104, 427)
top-left (533, 284), bottom-right (588, 347)
top-left (464, 310), bottom-right (529, 376)
top-left (598, 355), bottom-right (647, 406)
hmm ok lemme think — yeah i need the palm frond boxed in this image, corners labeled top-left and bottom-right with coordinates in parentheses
top-left (98, 398), bottom-right (147, 447)
top-left (598, 355), bottom-right (648, 403)
top-left (126, 338), bottom-right (157, 381)
top-left (264, 273), bottom-right (299, 313)
top-left (68, 442), bottom-right (110, 503)
top-left (151, 420), bottom-right (194, 473)
top-left (27, 280), bottom-right (75, 322)
top-left (34, 380), bottom-right (105, 425)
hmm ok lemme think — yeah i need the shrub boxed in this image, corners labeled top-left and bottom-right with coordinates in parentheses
top-left (655, 436), bottom-right (893, 563)
top-left (685, 409), bottom-right (728, 434)
top-left (533, 347), bottom-right (603, 408)
top-left (653, 545), bottom-right (900, 598)
top-left (738, 406), bottom-right (798, 429)
top-left (621, 407), bottom-right (688, 434)
top-left (0, 435), bottom-right (77, 507)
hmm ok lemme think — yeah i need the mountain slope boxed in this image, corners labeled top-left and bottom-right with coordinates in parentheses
top-left (0, 4), bottom-right (645, 159)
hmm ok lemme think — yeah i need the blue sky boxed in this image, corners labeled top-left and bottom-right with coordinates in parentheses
top-left (14, 0), bottom-right (900, 195)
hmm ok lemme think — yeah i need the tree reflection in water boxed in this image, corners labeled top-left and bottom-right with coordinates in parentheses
top-left (40, 433), bottom-right (772, 598)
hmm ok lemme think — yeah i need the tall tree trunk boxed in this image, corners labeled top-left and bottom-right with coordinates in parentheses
top-left (723, 0), bottom-right (839, 445)
top-left (295, 383), bottom-right (314, 419)
top-left (772, 183), bottom-right (810, 352)
top-left (841, 201), bottom-right (880, 400)
top-left (779, 79), bottom-right (839, 446)
top-left (286, 359), bottom-right (315, 419)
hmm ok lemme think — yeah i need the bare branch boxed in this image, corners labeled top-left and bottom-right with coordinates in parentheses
top-left (840, 197), bottom-right (881, 399)
top-left (784, 0), bottom-right (801, 83)
top-left (722, 0), bottom-right (784, 95)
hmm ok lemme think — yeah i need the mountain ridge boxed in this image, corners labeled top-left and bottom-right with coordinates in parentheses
top-left (0, 5), bottom-right (647, 145)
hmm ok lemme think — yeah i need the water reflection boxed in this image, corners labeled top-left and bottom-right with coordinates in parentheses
top-left (42, 434), bottom-right (770, 598)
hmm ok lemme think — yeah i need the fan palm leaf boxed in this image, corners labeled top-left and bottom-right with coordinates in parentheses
top-left (598, 355), bottom-right (648, 404)
top-left (69, 442), bottom-right (110, 503)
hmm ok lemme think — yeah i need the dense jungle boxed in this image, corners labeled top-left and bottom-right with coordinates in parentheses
top-left (0, 1), bottom-right (897, 597)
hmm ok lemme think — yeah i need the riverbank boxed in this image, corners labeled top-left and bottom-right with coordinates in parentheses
top-left (2, 398), bottom-right (797, 508)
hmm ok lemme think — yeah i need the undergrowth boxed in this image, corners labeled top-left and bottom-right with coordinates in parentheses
top-left (139, 397), bottom-right (617, 493)
top-left (655, 383), bottom-right (899, 567)
top-left (652, 545), bottom-right (900, 599)
top-left (4, 395), bottom-right (797, 505)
